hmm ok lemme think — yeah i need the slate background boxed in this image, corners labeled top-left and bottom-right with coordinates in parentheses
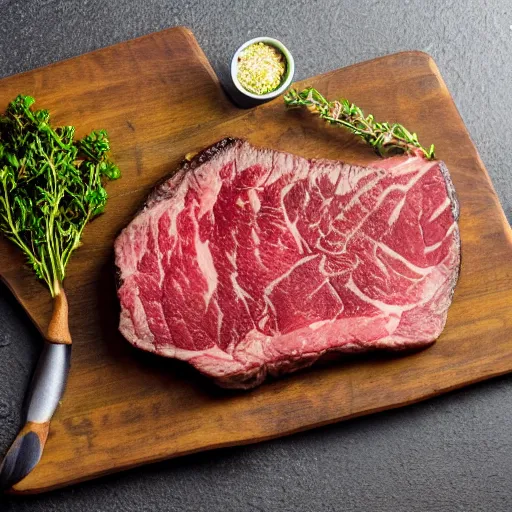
top-left (0, 0), bottom-right (511, 510)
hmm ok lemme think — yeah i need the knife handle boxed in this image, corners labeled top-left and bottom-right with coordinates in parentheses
top-left (0, 342), bottom-right (71, 491)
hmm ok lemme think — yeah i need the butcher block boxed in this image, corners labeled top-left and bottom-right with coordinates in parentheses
top-left (0, 27), bottom-right (511, 493)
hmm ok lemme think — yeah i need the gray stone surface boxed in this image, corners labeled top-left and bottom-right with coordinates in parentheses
top-left (0, 0), bottom-right (511, 510)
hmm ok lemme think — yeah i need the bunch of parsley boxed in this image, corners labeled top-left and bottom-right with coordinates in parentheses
top-left (0, 95), bottom-right (120, 297)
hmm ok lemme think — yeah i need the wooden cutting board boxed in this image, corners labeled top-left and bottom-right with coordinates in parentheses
top-left (1, 27), bottom-right (511, 494)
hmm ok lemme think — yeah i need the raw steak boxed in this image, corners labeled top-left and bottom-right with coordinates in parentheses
top-left (115, 138), bottom-right (460, 389)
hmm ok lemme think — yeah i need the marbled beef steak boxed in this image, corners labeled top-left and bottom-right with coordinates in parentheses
top-left (114, 138), bottom-right (460, 389)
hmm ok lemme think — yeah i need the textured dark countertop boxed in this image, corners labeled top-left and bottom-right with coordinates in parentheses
top-left (1, 1), bottom-right (512, 510)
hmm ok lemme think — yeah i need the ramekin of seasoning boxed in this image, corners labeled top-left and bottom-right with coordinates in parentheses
top-left (230, 37), bottom-right (294, 107)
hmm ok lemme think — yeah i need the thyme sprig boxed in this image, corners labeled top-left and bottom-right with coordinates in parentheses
top-left (284, 87), bottom-right (435, 160)
top-left (0, 95), bottom-right (120, 297)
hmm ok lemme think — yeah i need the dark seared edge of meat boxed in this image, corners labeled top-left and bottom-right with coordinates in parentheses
top-left (438, 161), bottom-right (460, 222)
top-left (180, 137), bottom-right (241, 173)
top-left (143, 137), bottom-right (242, 210)
top-left (115, 264), bottom-right (123, 290)
top-left (438, 160), bottom-right (462, 302)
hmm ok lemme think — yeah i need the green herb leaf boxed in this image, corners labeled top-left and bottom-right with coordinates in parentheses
top-left (284, 87), bottom-right (435, 160)
top-left (0, 95), bottom-right (121, 297)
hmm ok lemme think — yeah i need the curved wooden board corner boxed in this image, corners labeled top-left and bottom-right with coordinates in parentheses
top-left (420, 52), bottom-right (512, 243)
top-left (1, 37), bottom-right (512, 494)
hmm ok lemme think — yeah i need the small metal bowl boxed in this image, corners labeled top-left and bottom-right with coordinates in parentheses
top-left (230, 37), bottom-right (295, 105)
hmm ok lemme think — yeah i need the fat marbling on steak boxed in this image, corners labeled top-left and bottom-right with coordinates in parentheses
top-left (114, 138), bottom-right (460, 389)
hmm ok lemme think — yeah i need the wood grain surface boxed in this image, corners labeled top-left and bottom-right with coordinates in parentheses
top-left (1, 27), bottom-right (511, 494)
